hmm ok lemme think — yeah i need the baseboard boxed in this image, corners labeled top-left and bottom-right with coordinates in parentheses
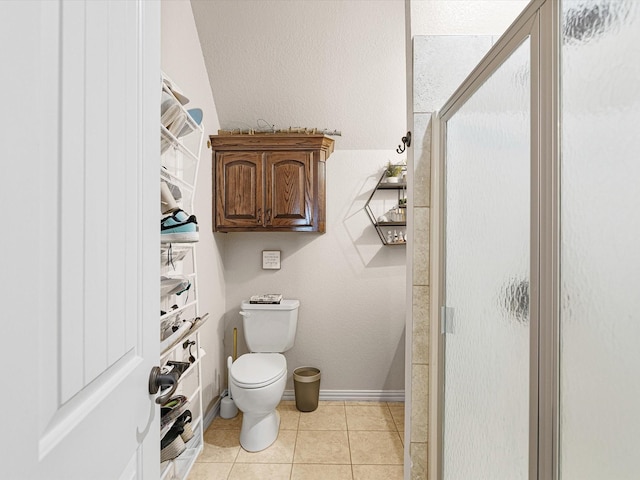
top-left (282, 389), bottom-right (405, 402)
top-left (202, 389), bottom-right (404, 427)
top-left (202, 391), bottom-right (224, 431)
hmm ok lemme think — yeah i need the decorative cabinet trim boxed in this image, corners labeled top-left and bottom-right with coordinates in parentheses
top-left (210, 133), bottom-right (335, 153)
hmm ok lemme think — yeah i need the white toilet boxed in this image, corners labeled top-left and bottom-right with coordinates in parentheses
top-left (229, 299), bottom-right (299, 452)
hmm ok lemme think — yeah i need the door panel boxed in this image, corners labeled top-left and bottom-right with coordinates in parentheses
top-left (266, 151), bottom-right (313, 227)
top-left (442, 37), bottom-right (532, 480)
top-left (216, 152), bottom-right (263, 227)
top-left (4, 1), bottom-right (160, 478)
top-left (560, 1), bottom-right (640, 477)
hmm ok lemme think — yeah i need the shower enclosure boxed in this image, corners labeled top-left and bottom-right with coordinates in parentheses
top-left (434, 0), bottom-right (640, 478)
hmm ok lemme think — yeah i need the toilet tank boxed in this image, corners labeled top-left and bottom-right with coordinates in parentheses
top-left (240, 299), bottom-right (299, 352)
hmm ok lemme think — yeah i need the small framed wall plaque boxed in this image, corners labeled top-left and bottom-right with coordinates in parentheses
top-left (262, 250), bottom-right (281, 270)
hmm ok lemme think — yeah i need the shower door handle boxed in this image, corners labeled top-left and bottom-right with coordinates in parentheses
top-left (441, 306), bottom-right (455, 335)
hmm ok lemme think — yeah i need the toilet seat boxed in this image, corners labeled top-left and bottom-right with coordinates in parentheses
top-left (230, 353), bottom-right (286, 389)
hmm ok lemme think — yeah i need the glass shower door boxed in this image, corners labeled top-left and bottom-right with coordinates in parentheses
top-left (560, 1), bottom-right (640, 477)
top-left (442, 37), bottom-right (532, 480)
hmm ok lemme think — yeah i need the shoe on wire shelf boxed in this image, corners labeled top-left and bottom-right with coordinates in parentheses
top-left (161, 209), bottom-right (199, 243)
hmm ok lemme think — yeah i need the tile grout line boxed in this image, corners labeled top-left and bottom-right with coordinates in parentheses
top-left (343, 404), bottom-right (354, 479)
top-left (289, 409), bottom-right (300, 480)
top-left (344, 402), bottom-right (354, 479)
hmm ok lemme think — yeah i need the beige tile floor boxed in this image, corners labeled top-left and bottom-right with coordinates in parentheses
top-left (187, 400), bottom-right (405, 480)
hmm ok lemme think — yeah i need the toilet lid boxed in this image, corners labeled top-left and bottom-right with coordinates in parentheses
top-left (230, 353), bottom-right (286, 389)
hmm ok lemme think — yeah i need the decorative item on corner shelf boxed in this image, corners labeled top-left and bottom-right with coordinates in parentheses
top-left (382, 161), bottom-right (406, 184)
top-left (386, 229), bottom-right (407, 245)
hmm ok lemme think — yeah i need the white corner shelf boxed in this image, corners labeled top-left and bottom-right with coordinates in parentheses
top-left (364, 167), bottom-right (408, 246)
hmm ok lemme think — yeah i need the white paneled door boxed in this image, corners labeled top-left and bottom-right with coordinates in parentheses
top-left (3, 1), bottom-right (160, 479)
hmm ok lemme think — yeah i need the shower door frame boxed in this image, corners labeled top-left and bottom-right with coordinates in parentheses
top-left (430, 0), bottom-right (560, 479)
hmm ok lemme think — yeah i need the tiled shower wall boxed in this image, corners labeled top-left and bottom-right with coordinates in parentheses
top-left (409, 35), bottom-right (495, 479)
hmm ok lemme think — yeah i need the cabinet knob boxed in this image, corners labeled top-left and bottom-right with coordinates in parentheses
top-left (257, 208), bottom-right (262, 224)
top-left (266, 209), bottom-right (272, 223)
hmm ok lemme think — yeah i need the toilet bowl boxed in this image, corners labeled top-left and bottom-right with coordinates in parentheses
top-left (229, 352), bottom-right (287, 452)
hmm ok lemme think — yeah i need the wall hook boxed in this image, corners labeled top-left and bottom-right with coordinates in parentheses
top-left (396, 131), bottom-right (411, 154)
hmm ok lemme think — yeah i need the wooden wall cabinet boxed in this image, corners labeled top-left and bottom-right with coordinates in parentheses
top-left (211, 134), bottom-right (334, 232)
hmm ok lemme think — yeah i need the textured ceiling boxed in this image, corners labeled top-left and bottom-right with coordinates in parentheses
top-left (191, 0), bottom-right (407, 150)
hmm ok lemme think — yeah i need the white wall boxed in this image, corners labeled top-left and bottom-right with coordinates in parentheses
top-left (223, 150), bottom-right (407, 393)
top-left (161, 0), bottom-right (226, 413)
top-left (191, 0), bottom-right (406, 150)
top-left (188, 0), bottom-right (409, 395)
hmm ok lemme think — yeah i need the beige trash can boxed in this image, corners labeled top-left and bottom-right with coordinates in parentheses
top-left (293, 367), bottom-right (321, 412)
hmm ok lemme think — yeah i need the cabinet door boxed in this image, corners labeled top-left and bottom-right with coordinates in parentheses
top-left (216, 151), bottom-right (263, 229)
top-left (265, 151), bottom-right (314, 229)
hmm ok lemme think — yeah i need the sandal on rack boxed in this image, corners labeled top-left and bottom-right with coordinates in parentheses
top-left (175, 410), bottom-right (194, 443)
top-left (160, 395), bottom-right (189, 429)
top-left (160, 423), bottom-right (186, 462)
